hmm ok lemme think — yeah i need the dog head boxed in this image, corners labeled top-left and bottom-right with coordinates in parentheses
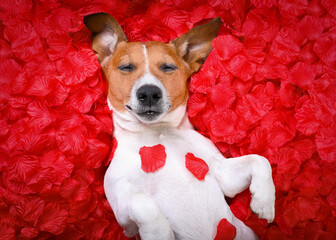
top-left (84, 13), bottom-right (221, 124)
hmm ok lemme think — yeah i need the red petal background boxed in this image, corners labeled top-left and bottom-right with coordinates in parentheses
top-left (0, 0), bottom-right (335, 239)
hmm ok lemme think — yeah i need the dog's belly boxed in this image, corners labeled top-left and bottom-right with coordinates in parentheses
top-left (105, 129), bottom-right (248, 239)
top-left (129, 154), bottom-right (233, 239)
top-left (112, 139), bottom-right (234, 239)
top-left (149, 168), bottom-right (233, 240)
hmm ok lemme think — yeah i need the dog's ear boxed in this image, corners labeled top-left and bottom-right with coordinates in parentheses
top-left (84, 12), bottom-right (127, 64)
top-left (172, 17), bottom-right (221, 73)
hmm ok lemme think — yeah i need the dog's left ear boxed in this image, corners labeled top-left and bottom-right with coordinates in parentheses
top-left (172, 17), bottom-right (221, 73)
top-left (84, 12), bottom-right (127, 64)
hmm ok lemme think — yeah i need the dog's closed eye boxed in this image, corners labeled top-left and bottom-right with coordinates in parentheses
top-left (118, 63), bottom-right (136, 72)
top-left (160, 63), bottom-right (178, 73)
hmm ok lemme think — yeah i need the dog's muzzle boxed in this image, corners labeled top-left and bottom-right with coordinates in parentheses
top-left (126, 84), bottom-right (171, 123)
top-left (136, 84), bottom-right (162, 119)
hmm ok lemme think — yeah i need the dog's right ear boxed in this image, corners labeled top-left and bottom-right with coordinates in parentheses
top-left (84, 12), bottom-right (127, 64)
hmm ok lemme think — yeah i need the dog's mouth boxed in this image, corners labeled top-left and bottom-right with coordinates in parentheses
top-left (126, 105), bottom-right (164, 123)
top-left (139, 110), bottom-right (160, 116)
top-left (138, 110), bottom-right (162, 121)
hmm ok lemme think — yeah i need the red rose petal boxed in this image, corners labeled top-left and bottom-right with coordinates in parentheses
top-left (20, 227), bottom-right (38, 239)
top-left (322, 0), bottom-right (336, 18)
top-left (225, 54), bottom-right (256, 80)
top-left (214, 218), bottom-right (237, 240)
top-left (40, 151), bottom-right (73, 184)
top-left (313, 36), bottom-right (336, 68)
top-left (250, 0), bottom-right (277, 8)
top-left (236, 85), bottom-right (273, 125)
top-left (255, 58), bottom-right (289, 81)
top-left (185, 153), bottom-right (209, 180)
top-left (27, 100), bottom-right (58, 129)
top-left (289, 62), bottom-right (316, 89)
top-left (105, 138), bottom-right (118, 166)
top-left (68, 85), bottom-right (100, 113)
top-left (316, 123), bottom-right (336, 163)
top-left (26, 75), bottom-right (54, 97)
top-left (327, 188), bottom-right (336, 209)
top-left (298, 16), bottom-right (324, 40)
top-left (278, 0), bottom-right (308, 17)
top-left (139, 144), bottom-right (166, 173)
top-left (210, 81), bottom-right (236, 111)
top-left (60, 178), bottom-right (81, 199)
top-left (84, 139), bottom-right (110, 168)
top-left (190, 68), bottom-right (219, 94)
top-left (279, 82), bottom-right (298, 108)
top-left (37, 203), bottom-right (68, 235)
top-left (4, 22), bottom-right (43, 61)
top-left (295, 98), bottom-right (320, 135)
top-left (270, 29), bottom-right (301, 64)
top-left (56, 126), bottom-right (87, 155)
top-left (248, 127), bottom-right (269, 153)
top-left (188, 93), bottom-right (207, 117)
top-left (242, 8), bottom-right (279, 42)
top-left (299, 42), bottom-right (319, 64)
top-left (210, 110), bottom-right (246, 144)
top-left (0, 224), bottom-right (15, 240)
top-left (9, 197), bottom-right (45, 223)
top-left (212, 35), bottom-right (243, 61)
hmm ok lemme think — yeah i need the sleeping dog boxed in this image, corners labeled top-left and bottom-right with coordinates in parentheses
top-left (84, 13), bottom-right (275, 240)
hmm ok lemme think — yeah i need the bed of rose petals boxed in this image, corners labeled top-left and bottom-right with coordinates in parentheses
top-left (0, 0), bottom-right (335, 239)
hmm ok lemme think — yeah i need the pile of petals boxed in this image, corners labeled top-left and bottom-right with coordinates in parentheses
top-left (0, 0), bottom-right (335, 239)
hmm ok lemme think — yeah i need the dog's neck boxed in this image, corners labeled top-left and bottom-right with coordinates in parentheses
top-left (108, 99), bottom-right (193, 137)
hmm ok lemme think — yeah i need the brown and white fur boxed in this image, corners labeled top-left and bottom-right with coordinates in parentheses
top-left (84, 13), bottom-right (275, 240)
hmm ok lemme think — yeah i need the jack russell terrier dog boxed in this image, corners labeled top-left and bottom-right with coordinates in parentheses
top-left (84, 13), bottom-right (275, 240)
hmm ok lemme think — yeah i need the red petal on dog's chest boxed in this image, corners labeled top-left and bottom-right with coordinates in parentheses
top-left (139, 144), bottom-right (166, 173)
top-left (214, 218), bottom-right (237, 240)
top-left (185, 153), bottom-right (209, 180)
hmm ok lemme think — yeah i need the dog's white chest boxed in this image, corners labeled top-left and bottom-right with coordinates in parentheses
top-left (105, 128), bottom-right (234, 239)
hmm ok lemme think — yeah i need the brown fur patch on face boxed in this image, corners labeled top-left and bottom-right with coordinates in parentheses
top-left (103, 41), bottom-right (192, 113)
top-left (103, 42), bottom-right (146, 112)
top-left (145, 42), bottom-right (191, 112)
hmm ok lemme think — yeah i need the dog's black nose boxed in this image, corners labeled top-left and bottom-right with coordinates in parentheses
top-left (136, 85), bottom-right (162, 107)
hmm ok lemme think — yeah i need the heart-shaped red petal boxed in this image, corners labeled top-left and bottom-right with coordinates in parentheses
top-left (214, 218), bottom-right (237, 240)
top-left (139, 144), bottom-right (166, 173)
top-left (185, 153), bottom-right (209, 180)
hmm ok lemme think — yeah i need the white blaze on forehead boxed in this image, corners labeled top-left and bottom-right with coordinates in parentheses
top-left (142, 44), bottom-right (149, 73)
top-left (136, 44), bottom-right (162, 86)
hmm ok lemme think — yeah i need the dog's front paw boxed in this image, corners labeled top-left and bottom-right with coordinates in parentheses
top-left (139, 217), bottom-right (175, 240)
top-left (123, 224), bottom-right (139, 238)
top-left (250, 182), bottom-right (275, 223)
top-left (130, 193), bottom-right (175, 240)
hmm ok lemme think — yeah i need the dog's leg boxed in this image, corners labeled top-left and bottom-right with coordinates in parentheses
top-left (104, 179), bottom-right (175, 240)
top-left (212, 154), bottom-right (275, 223)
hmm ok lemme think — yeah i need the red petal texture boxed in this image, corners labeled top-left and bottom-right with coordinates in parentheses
top-left (0, 0), bottom-right (335, 239)
top-left (214, 218), bottom-right (237, 240)
top-left (139, 144), bottom-right (167, 173)
top-left (212, 35), bottom-right (243, 61)
top-left (185, 153), bottom-right (209, 180)
top-left (37, 203), bottom-right (68, 235)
